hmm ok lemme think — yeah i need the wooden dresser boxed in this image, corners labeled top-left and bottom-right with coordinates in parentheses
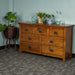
top-left (19, 23), bottom-right (73, 62)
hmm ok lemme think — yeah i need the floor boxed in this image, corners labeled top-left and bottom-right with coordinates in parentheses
top-left (0, 48), bottom-right (75, 75)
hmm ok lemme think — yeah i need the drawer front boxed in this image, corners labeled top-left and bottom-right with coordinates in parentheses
top-left (48, 37), bottom-right (64, 47)
top-left (42, 45), bottom-right (63, 56)
top-left (20, 42), bottom-right (41, 53)
top-left (21, 34), bottom-right (41, 43)
top-left (21, 25), bottom-right (33, 34)
top-left (41, 36), bottom-right (64, 47)
top-left (49, 27), bottom-right (64, 37)
top-left (33, 26), bottom-right (47, 35)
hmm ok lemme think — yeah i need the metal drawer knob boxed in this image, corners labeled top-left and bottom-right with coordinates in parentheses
top-left (50, 40), bottom-right (54, 43)
top-left (28, 46), bottom-right (31, 48)
top-left (28, 37), bottom-right (32, 40)
top-left (49, 49), bottom-right (54, 52)
top-left (25, 29), bottom-right (28, 31)
top-left (54, 32), bottom-right (58, 34)
top-left (39, 30), bottom-right (42, 33)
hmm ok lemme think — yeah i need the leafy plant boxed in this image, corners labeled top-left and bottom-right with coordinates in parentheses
top-left (4, 11), bottom-right (17, 27)
top-left (52, 14), bottom-right (55, 18)
top-left (37, 12), bottom-right (45, 18)
top-left (0, 11), bottom-right (17, 32)
top-left (46, 14), bottom-right (55, 19)
top-left (46, 14), bottom-right (51, 19)
top-left (0, 24), bottom-right (7, 32)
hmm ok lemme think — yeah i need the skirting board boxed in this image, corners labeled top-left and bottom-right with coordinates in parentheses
top-left (0, 44), bottom-right (19, 50)
top-left (0, 44), bottom-right (75, 57)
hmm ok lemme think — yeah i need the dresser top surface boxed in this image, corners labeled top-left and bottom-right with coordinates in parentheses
top-left (19, 23), bottom-right (74, 28)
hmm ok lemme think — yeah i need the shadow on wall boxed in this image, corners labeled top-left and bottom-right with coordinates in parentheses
top-left (15, 15), bottom-right (23, 44)
top-left (1, 32), bottom-right (6, 45)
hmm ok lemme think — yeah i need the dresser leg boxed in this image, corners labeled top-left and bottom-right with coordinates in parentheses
top-left (63, 58), bottom-right (66, 62)
top-left (5, 39), bottom-right (8, 51)
top-left (14, 38), bottom-right (17, 50)
top-left (9, 39), bottom-right (10, 49)
top-left (69, 55), bottom-right (72, 58)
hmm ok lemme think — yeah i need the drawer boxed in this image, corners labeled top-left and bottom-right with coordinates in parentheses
top-left (21, 25), bottom-right (33, 34)
top-left (48, 37), bottom-right (64, 47)
top-left (33, 26), bottom-right (47, 35)
top-left (49, 27), bottom-right (64, 37)
top-left (20, 42), bottom-right (41, 53)
top-left (21, 34), bottom-right (41, 43)
top-left (41, 36), bottom-right (64, 47)
top-left (42, 45), bottom-right (63, 56)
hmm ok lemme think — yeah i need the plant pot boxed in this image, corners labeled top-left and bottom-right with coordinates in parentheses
top-left (47, 19), bottom-right (53, 25)
top-left (4, 26), bottom-right (17, 39)
top-left (38, 18), bottom-right (44, 24)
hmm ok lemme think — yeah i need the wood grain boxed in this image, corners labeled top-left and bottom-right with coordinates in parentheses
top-left (19, 23), bottom-right (74, 62)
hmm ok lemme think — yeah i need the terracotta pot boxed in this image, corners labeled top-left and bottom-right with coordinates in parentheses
top-left (38, 18), bottom-right (44, 24)
top-left (4, 26), bottom-right (17, 39)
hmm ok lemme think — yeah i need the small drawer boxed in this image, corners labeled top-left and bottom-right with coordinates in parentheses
top-left (20, 42), bottom-right (41, 53)
top-left (49, 27), bottom-right (64, 37)
top-left (48, 37), bottom-right (64, 47)
top-left (21, 34), bottom-right (41, 43)
top-left (21, 25), bottom-right (33, 34)
top-left (42, 45), bottom-right (63, 56)
top-left (33, 26), bottom-right (47, 35)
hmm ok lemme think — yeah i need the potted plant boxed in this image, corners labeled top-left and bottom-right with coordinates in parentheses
top-left (3, 11), bottom-right (17, 39)
top-left (37, 12), bottom-right (45, 24)
top-left (46, 14), bottom-right (55, 25)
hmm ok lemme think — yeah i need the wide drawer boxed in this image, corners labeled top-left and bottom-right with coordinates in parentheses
top-left (20, 42), bottom-right (41, 53)
top-left (42, 45), bottom-right (64, 56)
top-left (21, 34), bottom-right (41, 43)
top-left (41, 36), bottom-right (64, 47)
top-left (49, 27), bottom-right (64, 37)
top-left (48, 37), bottom-right (64, 47)
top-left (21, 25), bottom-right (33, 34)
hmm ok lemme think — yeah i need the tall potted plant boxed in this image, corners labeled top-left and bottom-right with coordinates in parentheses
top-left (4, 11), bottom-right (17, 39)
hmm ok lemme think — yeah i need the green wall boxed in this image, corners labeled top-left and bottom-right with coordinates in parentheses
top-left (0, 0), bottom-right (75, 53)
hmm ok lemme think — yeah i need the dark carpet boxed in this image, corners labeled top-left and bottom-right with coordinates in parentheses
top-left (0, 48), bottom-right (75, 75)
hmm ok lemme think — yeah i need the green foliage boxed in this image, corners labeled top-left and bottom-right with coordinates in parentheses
top-left (37, 12), bottom-right (45, 18)
top-left (0, 11), bottom-right (17, 32)
top-left (0, 24), bottom-right (7, 32)
top-left (46, 14), bottom-right (55, 19)
top-left (52, 14), bottom-right (55, 17)
top-left (4, 11), bottom-right (17, 26)
top-left (46, 14), bottom-right (51, 19)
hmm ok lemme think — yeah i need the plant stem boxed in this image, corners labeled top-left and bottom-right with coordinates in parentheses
top-left (8, 21), bottom-right (9, 26)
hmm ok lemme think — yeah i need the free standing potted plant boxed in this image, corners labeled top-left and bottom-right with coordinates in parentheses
top-left (4, 11), bottom-right (17, 39)
top-left (0, 11), bottom-right (18, 51)
top-left (37, 12), bottom-right (45, 24)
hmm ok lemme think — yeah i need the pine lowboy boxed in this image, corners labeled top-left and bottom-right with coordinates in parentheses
top-left (19, 23), bottom-right (73, 62)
